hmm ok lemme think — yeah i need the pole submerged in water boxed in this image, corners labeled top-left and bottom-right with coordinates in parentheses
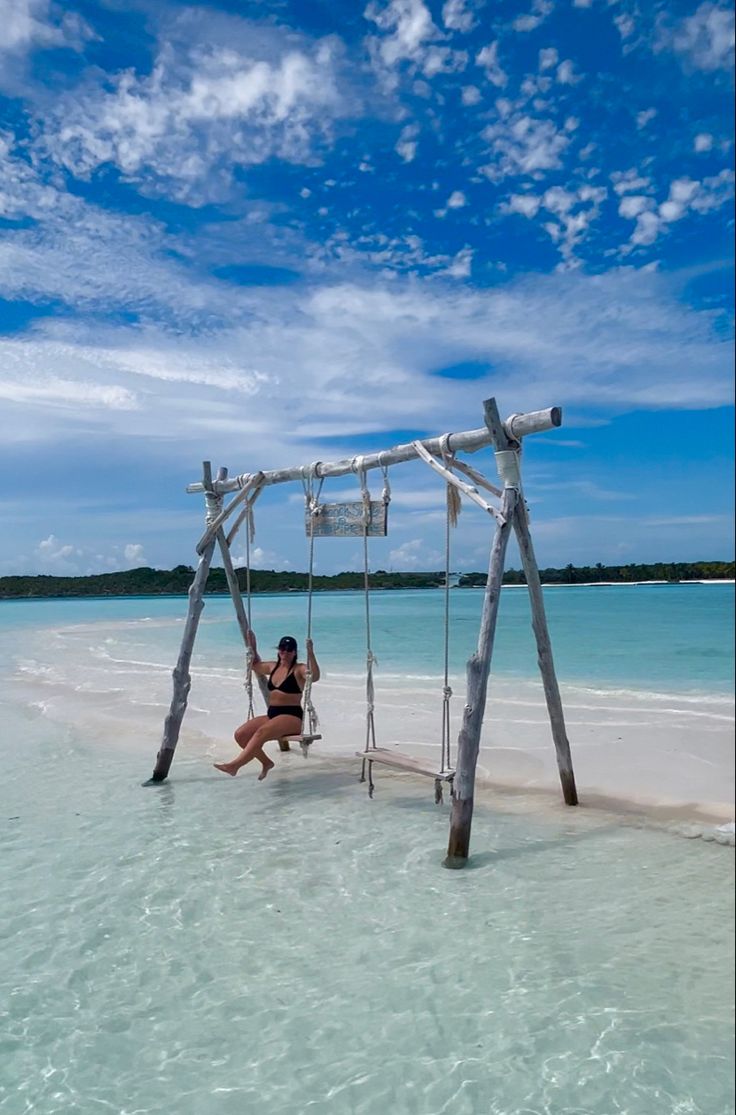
top-left (444, 397), bottom-right (577, 866)
top-left (147, 462), bottom-right (221, 784)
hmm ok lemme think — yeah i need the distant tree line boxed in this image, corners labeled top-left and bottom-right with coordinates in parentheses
top-left (458, 560), bottom-right (734, 587)
top-left (0, 560), bottom-right (732, 599)
top-left (0, 566), bottom-right (446, 599)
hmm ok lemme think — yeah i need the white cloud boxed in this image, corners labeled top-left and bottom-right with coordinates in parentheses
top-left (630, 210), bottom-right (663, 246)
top-left (556, 59), bottom-right (581, 84)
top-left (512, 0), bottom-right (553, 33)
top-left (0, 0), bottom-right (91, 65)
top-left (539, 47), bottom-right (559, 71)
top-left (232, 544), bottom-right (289, 570)
top-left (396, 123), bottom-right (420, 162)
top-left (0, 368), bottom-right (137, 410)
top-left (422, 45), bottom-right (468, 76)
top-left (389, 538), bottom-right (443, 569)
top-left (506, 193), bottom-right (542, 217)
top-left (461, 85), bottom-right (482, 104)
top-left (481, 114), bottom-right (570, 179)
top-left (36, 534), bottom-right (82, 573)
top-left (694, 132), bottom-right (714, 152)
top-left (4, 269), bottom-right (731, 467)
top-left (42, 26), bottom-right (349, 202)
top-left (475, 42), bottom-right (507, 87)
top-left (447, 190), bottom-right (467, 208)
top-left (614, 12), bottom-right (636, 40)
top-left (618, 195), bottom-right (652, 219)
top-left (636, 108), bottom-right (657, 129)
top-left (623, 172), bottom-right (735, 245)
top-left (365, 0), bottom-right (440, 84)
top-left (658, 2), bottom-right (735, 71)
top-left (441, 0), bottom-right (477, 32)
top-left (611, 169), bottom-right (653, 195)
top-left (444, 247), bottom-right (473, 277)
top-left (124, 543), bottom-right (146, 565)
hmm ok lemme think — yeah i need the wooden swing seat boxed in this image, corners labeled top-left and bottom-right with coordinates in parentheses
top-left (278, 733), bottom-right (322, 754)
top-left (357, 747), bottom-right (455, 782)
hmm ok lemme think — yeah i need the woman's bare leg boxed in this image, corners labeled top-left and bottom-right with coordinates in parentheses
top-left (234, 716), bottom-right (268, 749)
top-left (228, 715), bottom-right (271, 774)
top-left (214, 714), bottom-right (303, 779)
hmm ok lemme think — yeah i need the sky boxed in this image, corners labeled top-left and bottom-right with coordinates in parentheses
top-left (0, 0), bottom-right (734, 578)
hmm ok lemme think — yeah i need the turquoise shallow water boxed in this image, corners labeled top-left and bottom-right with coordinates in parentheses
top-left (2, 582), bottom-right (734, 694)
top-left (1, 587), bottom-right (734, 1114)
top-left (2, 711), bottom-right (734, 1115)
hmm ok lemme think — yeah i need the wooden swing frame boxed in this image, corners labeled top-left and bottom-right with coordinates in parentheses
top-left (147, 398), bottom-right (578, 867)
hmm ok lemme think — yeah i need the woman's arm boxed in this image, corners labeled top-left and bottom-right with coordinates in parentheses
top-left (303, 637), bottom-right (321, 683)
top-left (247, 629), bottom-right (273, 677)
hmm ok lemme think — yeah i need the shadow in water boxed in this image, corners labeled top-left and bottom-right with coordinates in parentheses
top-left (461, 823), bottom-right (621, 870)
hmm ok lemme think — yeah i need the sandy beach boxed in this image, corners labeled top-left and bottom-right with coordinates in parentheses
top-left (291, 676), bottom-right (735, 831)
top-left (36, 665), bottom-right (730, 837)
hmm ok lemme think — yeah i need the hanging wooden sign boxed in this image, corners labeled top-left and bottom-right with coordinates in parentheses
top-left (306, 501), bottom-right (388, 538)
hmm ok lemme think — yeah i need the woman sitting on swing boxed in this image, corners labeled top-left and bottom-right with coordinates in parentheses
top-left (214, 631), bottom-right (320, 781)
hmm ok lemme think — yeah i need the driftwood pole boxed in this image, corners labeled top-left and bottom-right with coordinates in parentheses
top-left (486, 400), bottom-right (578, 805)
top-left (445, 397), bottom-right (577, 865)
top-left (513, 494), bottom-right (578, 806)
top-left (211, 477), bottom-right (271, 712)
top-left (148, 462), bottom-right (221, 784)
top-left (445, 484), bottom-right (518, 866)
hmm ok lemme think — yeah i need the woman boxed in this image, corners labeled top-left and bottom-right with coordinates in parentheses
top-left (213, 631), bottom-right (320, 780)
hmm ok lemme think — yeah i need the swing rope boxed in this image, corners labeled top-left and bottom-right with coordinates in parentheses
top-left (439, 435), bottom-right (456, 777)
top-left (300, 464), bottom-right (325, 740)
top-left (243, 494), bottom-right (256, 720)
top-left (355, 456), bottom-right (391, 795)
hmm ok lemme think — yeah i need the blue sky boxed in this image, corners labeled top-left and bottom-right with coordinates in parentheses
top-left (0, 0), bottom-right (733, 577)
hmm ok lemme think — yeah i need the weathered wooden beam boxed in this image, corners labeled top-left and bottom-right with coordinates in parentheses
top-left (445, 485), bottom-right (518, 866)
top-left (485, 400), bottom-right (578, 807)
top-left (214, 524), bottom-right (270, 711)
top-left (148, 461), bottom-right (220, 783)
top-left (411, 440), bottom-right (505, 524)
top-left (185, 409), bottom-right (558, 496)
top-left (505, 407), bottom-right (561, 440)
top-left (513, 498), bottom-right (578, 806)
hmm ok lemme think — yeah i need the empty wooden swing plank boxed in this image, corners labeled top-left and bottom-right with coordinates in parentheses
top-left (278, 733), bottom-right (322, 754)
top-left (357, 748), bottom-right (455, 781)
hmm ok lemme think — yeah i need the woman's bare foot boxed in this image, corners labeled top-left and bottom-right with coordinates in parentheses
top-left (213, 761), bottom-right (238, 776)
top-left (258, 757), bottom-right (275, 781)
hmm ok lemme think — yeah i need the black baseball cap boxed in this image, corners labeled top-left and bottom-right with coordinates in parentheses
top-left (278, 636), bottom-right (297, 651)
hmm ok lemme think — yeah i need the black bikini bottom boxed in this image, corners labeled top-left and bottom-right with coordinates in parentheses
top-left (267, 705), bottom-right (303, 721)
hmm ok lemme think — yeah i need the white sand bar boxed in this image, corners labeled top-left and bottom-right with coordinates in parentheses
top-left (12, 648), bottom-right (734, 832)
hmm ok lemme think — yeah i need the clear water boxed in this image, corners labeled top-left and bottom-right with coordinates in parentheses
top-left (2, 582), bottom-right (734, 694)
top-left (2, 715), bottom-right (734, 1115)
top-left (1, 587), bottom-right (734, 1115)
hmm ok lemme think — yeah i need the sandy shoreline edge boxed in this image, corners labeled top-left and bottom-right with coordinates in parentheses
top-left (25, 668), bottom-right (730, 843)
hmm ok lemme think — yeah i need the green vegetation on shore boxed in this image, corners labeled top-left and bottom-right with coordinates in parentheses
top-left (0, 561), bottom-right (732, 599)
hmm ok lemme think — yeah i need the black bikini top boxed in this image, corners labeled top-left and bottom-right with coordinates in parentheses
top-left (267, 665), bottom-right (303, 695)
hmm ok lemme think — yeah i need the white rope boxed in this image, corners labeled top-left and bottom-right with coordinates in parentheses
top-left (495, 449), bottom-right (521, 489)
top-left (300, 462), bottom-right (324, 737)
top-left (352, 457), bottom-right (379, 789)
top-left (242, 492), bottom-right (256, 720)
top-left (225, 476), bottom-right (265, 548)
top-left (439, 437), bottom-right (455, 775)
